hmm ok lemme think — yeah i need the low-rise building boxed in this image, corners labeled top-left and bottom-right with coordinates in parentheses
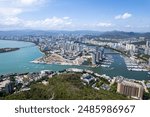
top-left (81, 74), bottom-right (95, 84)
top-left (0, 80), bottom-right (14, 93)
top-left (40, 70), bottom-right (53, 77)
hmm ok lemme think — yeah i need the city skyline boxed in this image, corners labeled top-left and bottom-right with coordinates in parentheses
top-left (0, 0), bottom-right (150, 32)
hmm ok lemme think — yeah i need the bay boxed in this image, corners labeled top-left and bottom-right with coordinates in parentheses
top-left (0, 40), bottom-right (149, 80)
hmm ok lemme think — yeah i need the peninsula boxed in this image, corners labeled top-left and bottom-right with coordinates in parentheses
top-left (0, 48), bottom-right (20, 53)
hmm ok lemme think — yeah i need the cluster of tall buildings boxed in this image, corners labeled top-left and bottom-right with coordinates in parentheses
top-left (91, 47), bottom-right (104, 65)
top-left (126, 44), bottom-right (136, 52)
top-left (60, 41), bottom-right (83, 53)
top-left (125, 42), bottom-right (150, 56)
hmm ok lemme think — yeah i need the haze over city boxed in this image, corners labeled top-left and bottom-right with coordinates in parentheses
top-left (0, 0), bottom-right (150, 32)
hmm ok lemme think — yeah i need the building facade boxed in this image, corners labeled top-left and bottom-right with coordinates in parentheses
top-left (117, 81), bottom-right (144, 99)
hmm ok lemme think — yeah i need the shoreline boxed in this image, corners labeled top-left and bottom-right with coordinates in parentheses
top-left (0, 39), bottom-right (149, 80)
top-left (31, 52), bottom-right (85, 66)
top-left (0, 68), bottom-right (149, 84)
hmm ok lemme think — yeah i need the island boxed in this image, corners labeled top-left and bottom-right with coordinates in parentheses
top-left (0, 48), bottom-right (20, 53)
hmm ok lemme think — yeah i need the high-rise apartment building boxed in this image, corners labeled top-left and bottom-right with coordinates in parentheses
top-left (117, 81), bottom-right (144, 99)
top-left (91, 52), bottom-right (96, 65)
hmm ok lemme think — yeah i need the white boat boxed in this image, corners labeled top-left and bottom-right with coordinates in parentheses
top-left (101, 65), bottom-right (110, 68)
top-left (110, 67), bottom-right (114, 70)
top-left (131, 68), bottom-right (148, 72)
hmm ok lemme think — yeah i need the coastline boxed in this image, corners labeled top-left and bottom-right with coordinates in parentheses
top-left (31, 53), bottom-right (85, 66)
top-left (0, 39), bottom-right (149, 80)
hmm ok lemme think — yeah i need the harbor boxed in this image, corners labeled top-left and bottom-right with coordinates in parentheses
top-left (0, 40), bottom-right (150, 80)
top-left (123, 56), bottom-right (149, 73)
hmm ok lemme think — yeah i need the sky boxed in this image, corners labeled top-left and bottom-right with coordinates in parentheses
top-left (0, 0), bottom-right (150, 32)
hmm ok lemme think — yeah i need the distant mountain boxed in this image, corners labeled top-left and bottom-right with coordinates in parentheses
top-left (0, 30), bottom-right (150, 40)
top-left (0, 30), bottom-right (102, 36)
top-left (99, 31), bottom-right (150, 39)
top-left (0, 30), bottom-right (58, 36)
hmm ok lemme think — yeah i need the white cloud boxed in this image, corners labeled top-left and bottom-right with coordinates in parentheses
top-left (32, 16), bottom-right (73, 29)
top-left (43, 17), bottom-right (64, 25)
top-left (0, 0), bottom-right (46, 6)
top-left (2, 17), bottom-right (22, 26)
top-left (39, 17), bottom-right (72, 28)
top-left (0, 8), bottom-right (22, 17)
top-left (96, 22), bottom-right (112, 27)
top-left (0, 0), bottom-right (71, 30)
top-left (0, 0), bottom-right (46, 18)
top-left (0, 16), bottom-right (73, 30)
top-left (115, 12), bottom-right (132, 20)
top-left (19, 0), bottom-right (39, 5)
top-left (17, 0), bottom-right (45, 6)
top-left (0, 0), bottom-right (73, 30)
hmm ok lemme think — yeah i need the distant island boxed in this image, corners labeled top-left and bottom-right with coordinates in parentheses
top-left (0, 48), bottom-right (20, 53)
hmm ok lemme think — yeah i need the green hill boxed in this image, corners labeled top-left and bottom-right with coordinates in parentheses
top-left (4, 73), bottom-right (127, 100)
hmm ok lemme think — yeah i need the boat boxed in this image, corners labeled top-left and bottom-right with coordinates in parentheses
top-left (131, 68), bottom-right (148, 72)
top-left (101, 65), bottom-right (110, 68)
top-left (110, 67), bottom-right (114, 70)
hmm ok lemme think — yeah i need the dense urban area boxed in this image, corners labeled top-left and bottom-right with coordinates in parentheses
top-left (0, 30), bottom-right (150, 100)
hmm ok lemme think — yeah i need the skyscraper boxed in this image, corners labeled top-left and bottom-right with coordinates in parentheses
top-left (146, 41), bottom-right (150, 48)
top-left (95, 46), bottom-right (104, 64)
top-left (91, 52), bottom-right (96, 65)
top-left (96, 51), bottom-right (100, 63)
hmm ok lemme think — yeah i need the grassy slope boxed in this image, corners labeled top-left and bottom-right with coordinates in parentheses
top-left (4, 73), bottom-right (127, 100)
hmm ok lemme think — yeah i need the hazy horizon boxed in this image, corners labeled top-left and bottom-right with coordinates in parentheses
top-left (0, 29), bottom-right (150, 33)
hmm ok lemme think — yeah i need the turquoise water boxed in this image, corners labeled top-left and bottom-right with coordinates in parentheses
top-left (0, 40), bottom-right (149, 80)
top-left (0, 40), bottom-right (88, 75)
top-left (90, 54), bottom-right (150, 80)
